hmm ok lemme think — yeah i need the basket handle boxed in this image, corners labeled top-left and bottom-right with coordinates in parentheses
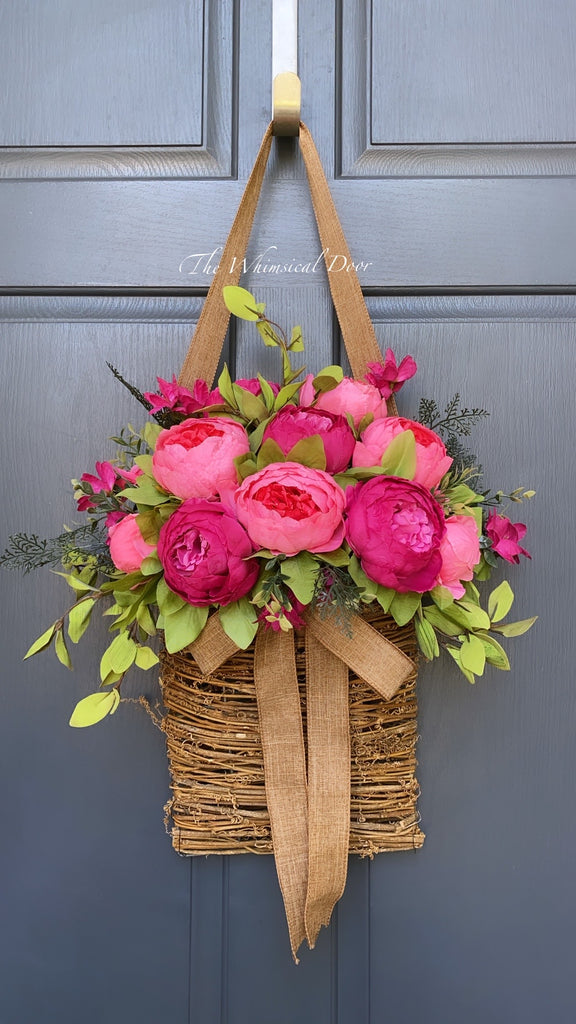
top-left (178, 122), bottom-right (383, 388)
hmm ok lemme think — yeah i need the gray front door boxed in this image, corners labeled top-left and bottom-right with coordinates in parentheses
top-left (1, 2), bottom-right (574, 1022)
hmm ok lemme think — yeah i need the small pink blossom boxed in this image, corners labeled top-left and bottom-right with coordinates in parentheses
top-left (107, 514), bottom-right (156, 573)
top-left (144, 376), bottom-right (221, 416)
top-left (485, 512), bottom-right (531, 564)
top-left (364, 350), bottom-right (417, 399)
top-left (257, 594), bottom-right (307, 632)
top-left (435, 515), bottom-right (481, 598)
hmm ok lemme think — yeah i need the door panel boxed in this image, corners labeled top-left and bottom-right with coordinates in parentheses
top-left (1, 2), bottom-right (573, 1022)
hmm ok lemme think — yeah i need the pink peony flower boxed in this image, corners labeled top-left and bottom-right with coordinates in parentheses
top-left (485, 512), bottom-right (531, 564)
top-left (353, 416), bottom-right (453, 490)
top-left (345, 476), bottom-right (446, 592)
top-left (144, 376), bottom-right (221, 416)
top-left (152, 417), bottom-right (250, 499)
top-left (234, 462), bottom-right (346, 556)
top-left (235, 377), bottom-right (280, 397)
top-left (157, 499), bottom-right (259, 607)
top-left (364, 350), bottom-right (417, 399)
top-left (299, 375), bottom-right (388, 428)
top-left (107, 514), bottom-right (156, 573)
top-left (262, 405), bottom-right (356, 473)
top-left (435, 514), bottom-right (481, 598)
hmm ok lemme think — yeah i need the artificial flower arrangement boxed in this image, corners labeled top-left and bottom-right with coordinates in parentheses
top-left (2, 286), bottom-right (536, 727)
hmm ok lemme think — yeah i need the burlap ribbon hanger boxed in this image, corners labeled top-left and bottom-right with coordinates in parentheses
top-left (177, 122), bottom-right (415, 960)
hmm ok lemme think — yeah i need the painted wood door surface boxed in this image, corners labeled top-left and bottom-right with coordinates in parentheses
top-left (1, 2), bottom-right (574, 1022)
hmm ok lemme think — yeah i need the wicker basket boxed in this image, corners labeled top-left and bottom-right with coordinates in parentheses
top-left (161, 605), bottom-right (424, 858)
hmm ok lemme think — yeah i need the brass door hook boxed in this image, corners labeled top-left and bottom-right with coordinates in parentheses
top-left (272, 0), bottom-right (301, 136)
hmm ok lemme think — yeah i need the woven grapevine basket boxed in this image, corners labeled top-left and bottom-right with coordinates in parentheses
top-left (161, 605), bottom-right (424, 857)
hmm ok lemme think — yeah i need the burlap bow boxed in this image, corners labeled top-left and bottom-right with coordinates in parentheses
top-left (189, 610), bottom-right (415, 960)
top-left (176, 121), bottom-right (413, 959)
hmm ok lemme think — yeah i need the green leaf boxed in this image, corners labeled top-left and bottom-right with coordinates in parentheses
top-left (143, 422), bottom-right (162, 449)
top-left (430, 586), bottom-right (455, 610)
top-left (136, 510), bottom-right (163, 546)
top-left (136, 602), bottom-right (157, 636)
top-left (67, 598), bottom-right (96, 644)
top-left (285, 435), bottom-right (327, 471)
top-left (452, 599), bottom-right (491, 631)
top-left (256, 319), bottom-right (280, 347)
top-left (156, 576), bottom-right (187, 617)
top-left (24, 624), bottom-right (56, 660)
top-left (318, 548), bottom-right (350, 568)
top-left (218, 598), bottom-right (259, 649)
top-left (459, 634), bottom-right (486, 675)
top-left (257, 375), bottom-right (276, 411)
top-left (375, 586), bottom-right (396, 613)
top-left (273, 381), bottom-right (303, 411)
top-left (422, 605), bottom-right (462, 637)
top-left (348, 555), bottom-right (379, 601)
top-left (69, 690), bottom-right (120, 728)
top-left (52, 571), bottom-right (98, 596)
top-left (134, 454), bottom-right (154, 476)
top-left (217, 364), bottom-right (238, 408)
top-left (380, 430), bottom-right (416, 480)
top-left (389, 590), bottom-right (421, 626)
top-left (163, 603), bottom-right (209, 653)
top-left (491, 616), bottom-right (538, 638)
top-left (55, 629), bottom-right (72, 669)
top-left (100, 631), bottom-right (138, 680)
top-left (256, 437), bottom-right (286, 470)
top-left (289, 326), bottom-right (304, 352)
top-left (475, 632), bottom-right (510, 670)
top-left (414, 616), bottom-right (440, 660)
top-left (314, 364), bottom-right (343, 384)
top-left (233, 385), bottom-right (268, 422)
top-left (280, 552), bottom-right (319, 604)
top-left (357, 412), bottom-right (375, 435)
top-left (222, 285), bottom-right (260, 320)
top-left (488, 580), bottom-right (514, 623)
top-left (117, 477), bottom-right (170, 507)
top-left (446, 645), bottom-right (476, 684)
top-left (140, 553), bottom-right (162, 576)
top-left (134, 645), bottom-right (160, 670)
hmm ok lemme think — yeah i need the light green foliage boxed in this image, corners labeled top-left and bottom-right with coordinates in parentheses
top-left (219, 598), bottom-right (259, 649)
top-left (69, 689), bottom-right (120, 728)
top-left (24, 624), bottom-right (56, 660)
top-left (280, 552), bottom-right (319, 604)
top-left (163, 603), bottom-right (208, 654)
top-left (380, 430), bottom-right (417, 480)
top-left (222, 285), bottom-right (261, 321)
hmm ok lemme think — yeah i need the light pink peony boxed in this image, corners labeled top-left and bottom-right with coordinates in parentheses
top-left (435, 514), bottom-right (480, 598)
top-left (345, 476), bottom-right (446, 592)
top-left (108, 514), bottom-right (156, 573)
top-left (262, 405), bottom-right (356, 473)
top-left (353, 416), bottom-right (453, 490)
top-left (152, 417), bottom-right (250, 499)
top-left (299, 375), bottom-right (388, 428)
top-left (234, 461), bottom-right (346, 556)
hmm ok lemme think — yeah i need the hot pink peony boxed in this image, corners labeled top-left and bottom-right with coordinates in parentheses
top-left (157, 499), bottom-right (259, 607)
top-left (152, 417), bottom-right (250, 499)
top-left (485, 512), bottom-right (531, 564)
top-left (345, 476), bottom-right (446, 592)
top-left (107, 514), bottom-right (156, 573)
top-left (234, 462), bottom-right (346, 556)
top-left (262, 405), bottom-right (356, 473)
top-left (353, 416), bottom-right (453, 490)
top-left (435, 514), bottom-right (480, 598)
top-left (299, 375), bottom-right (388, 428)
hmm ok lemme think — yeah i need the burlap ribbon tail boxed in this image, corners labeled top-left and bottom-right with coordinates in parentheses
top-left (190, 611), bottom-right (414, 959)
top-left (176, 122), bottom-right (413, 958)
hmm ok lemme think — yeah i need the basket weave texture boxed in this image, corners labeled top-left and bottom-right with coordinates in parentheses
top-left (161, 605), bottom-right (424, 857)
